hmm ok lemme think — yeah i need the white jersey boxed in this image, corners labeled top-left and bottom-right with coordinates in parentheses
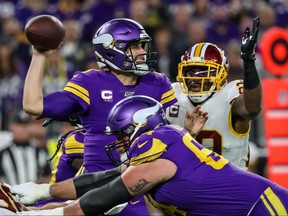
top-left (166, 80), bottom-right (250, 169)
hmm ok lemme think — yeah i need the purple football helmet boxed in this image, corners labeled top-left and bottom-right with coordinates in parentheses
top-left (92, 18), bottom-right (157, 76)
top-left (105, 95), bottom-right (167, 165)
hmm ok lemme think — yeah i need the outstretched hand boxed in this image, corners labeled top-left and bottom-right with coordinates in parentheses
top-left (11, 182), bottom-right (51, 206)
top-left (184, 105), bottom-right (208, 137)
top-left (240, 17), bottom-right (260, 61)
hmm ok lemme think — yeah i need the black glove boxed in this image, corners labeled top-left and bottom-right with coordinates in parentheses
top-left (240, 17), bottom-right (260, 61)
top-left (40, 114), bottom-right (81, 127)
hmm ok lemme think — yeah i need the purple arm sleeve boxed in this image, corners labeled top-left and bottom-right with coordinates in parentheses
top-left (40, 91), bottom-right (83, 119)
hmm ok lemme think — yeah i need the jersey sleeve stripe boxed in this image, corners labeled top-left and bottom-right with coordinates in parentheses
top-left (160, 89), bottom-right (176, 105)
top-left (66, 149), bottom-right (84, 154)
top-left (261, 187), bottom-right (287, 216)
top-left (161, 88), bottom-right (175, 100)
top-left (64, 136), bottom-right (84, 150)
top-left (75, 166), bottom-right (85, 176)
top-left (161, 94), bottom-right (176, 105)
top-left (65, 143), bottom-right (84, 150)
top-left (64, 86), bottom-right (90, 105)
top-left (66, 82), bottom-right (89, 96)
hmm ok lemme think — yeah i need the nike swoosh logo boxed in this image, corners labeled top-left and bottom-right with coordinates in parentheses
top-left (73, 73), bottom-right (78, 78)
top-left (130, 200), bottom-right (140, 205)
top-left (138, 141), bottom-right (148, 148)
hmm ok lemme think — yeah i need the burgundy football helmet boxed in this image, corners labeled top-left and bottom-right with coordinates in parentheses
top-left (177, 42), bottom-right (229, 103)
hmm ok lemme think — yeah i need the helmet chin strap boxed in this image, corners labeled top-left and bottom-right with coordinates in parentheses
top-left (188, 82), bottom-right (223, 104)
top-left (125, 54), bottom-right (150, 76)
top-left (187, 77), bottom-right (222, 103)
top-left (188, 93), bottom-right (212, 104)
top-left (117, 122), bottom-right (142, 164)
top-left (132, 63), bottom-right (149, 76)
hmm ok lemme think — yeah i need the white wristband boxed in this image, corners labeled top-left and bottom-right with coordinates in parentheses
top-left (38, 184), bottom-right (52, 200)
top-left (12, 182), bottom-right (53, 205)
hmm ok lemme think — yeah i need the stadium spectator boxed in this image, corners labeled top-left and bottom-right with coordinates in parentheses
top-left (225, 40), bottom-right (243, 81)
top-left (146, 0), bottom-right (170, 30)
top-left (128, 0), bottom-right (148, 26)
top-left (190, 0), bottom-right (211, 24)
top-left (152, 25), bottom-right (172, 79)
top-left (255, 1), bottom-right (277, 41)
top-left (186, 19), bottom-right (208, 48)
top-left (271, 0), bottom-right (288, 28)
top-left (80, 0), bottom-right (129, 42)
top-left (0, 16), bottom-right (32, 70)
top-left (205, 1), bottom-right (241, 51)
top-left (60, 18), bottom-right (89, 79)
top-left (0, 35), bottom-right (27, 130)
top-left (49, 0), bottom-right (82, 21)
top-left (15, 0), bottom-right (50, 29)
top-left (168, 2), bottom-right (192, 81)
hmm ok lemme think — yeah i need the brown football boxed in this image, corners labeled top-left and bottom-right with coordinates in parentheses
top-left (24, 15), bottom-right (65, 51)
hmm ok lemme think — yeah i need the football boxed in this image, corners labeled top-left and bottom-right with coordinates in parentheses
top-left (24, 15), bottom-right (65, 51)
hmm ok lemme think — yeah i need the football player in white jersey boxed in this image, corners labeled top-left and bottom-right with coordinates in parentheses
top-left (166, 17), bottom-right (262, 169)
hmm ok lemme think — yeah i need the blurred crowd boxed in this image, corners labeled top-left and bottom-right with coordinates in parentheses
top-left (0, 0), bottom-right (287, 184)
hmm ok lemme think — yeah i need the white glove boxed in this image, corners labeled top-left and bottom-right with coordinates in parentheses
top-left (12, 182), bottom-right (51, 205)
top-left (16, 208), bottom-right (63, 216)
top-left (104, 202), bottom-right (128, 215)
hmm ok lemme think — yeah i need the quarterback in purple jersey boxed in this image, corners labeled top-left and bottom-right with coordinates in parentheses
top-left (12, 96), bottom-right (288, 216)
top-left (22, 18), bottom-right (177, 215)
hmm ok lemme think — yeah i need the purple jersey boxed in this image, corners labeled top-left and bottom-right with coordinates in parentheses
top-left (129, 125), bottom-right (288, 216)
top-left (44, 69), bottom-right (177, 172)
top-left (50, 128), bottom-right (85, 183)
top-left (34, 129), bottom-right (85, 207)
